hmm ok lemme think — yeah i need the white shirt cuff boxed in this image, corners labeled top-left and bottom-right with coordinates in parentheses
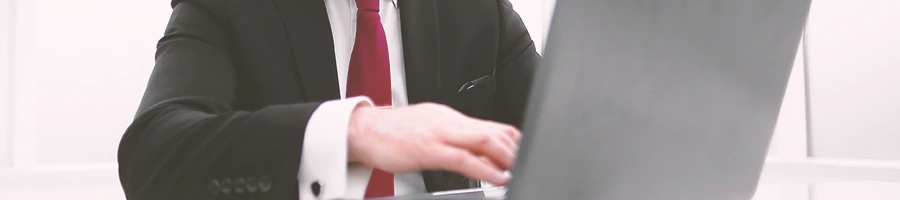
top-left (298, 96), bottom-right (375, 200)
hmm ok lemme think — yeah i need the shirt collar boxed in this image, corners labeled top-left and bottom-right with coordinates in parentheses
top-left (325, 0), bottom-right (398, 8)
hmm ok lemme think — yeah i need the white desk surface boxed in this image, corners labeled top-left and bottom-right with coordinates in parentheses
top-left (480, 181), bottom-right (900, 199)
top-left (2, 177), bottom-right (898, 199)
top-left (753, 181), bottom-right (900, 200)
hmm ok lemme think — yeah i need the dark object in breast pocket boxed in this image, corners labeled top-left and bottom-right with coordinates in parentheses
top-left (441, 75), bottom-right (496, 119)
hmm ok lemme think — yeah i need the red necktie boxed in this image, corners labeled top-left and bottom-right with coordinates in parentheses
top-left (346, 0), bottom-right (394, 198)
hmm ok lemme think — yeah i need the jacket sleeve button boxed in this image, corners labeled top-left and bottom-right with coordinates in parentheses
top-left (233, 178), bottom-right (246, 194)
top-left (207, 179), bottom-right (221, 195)
top-left (220, 178), bottom-right (233, 194)
top-left (259, 176), bottom-right (272, 193)
top-left (246, 176), bottom-right (258, 193)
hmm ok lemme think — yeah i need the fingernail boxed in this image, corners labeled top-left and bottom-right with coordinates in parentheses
top-left (496, 170), bottom-right (511, 182)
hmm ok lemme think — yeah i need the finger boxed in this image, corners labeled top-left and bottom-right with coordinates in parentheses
top-left (478, 120), bottom-right (522, 144)
top-left (477, 156), bottom-right (502, 173)
top-left (494, 130), bottom-right (516, 153)
top-left (441, 130), bottom-right (515, 169)
top-left (476, 156), bottom-right (514, 186)
top-left (479, 126), bottom-right (517, 157)
top-left (477, 122), bottom-right (520, 162)
top-left (432, 146), bottom-right (509, 185)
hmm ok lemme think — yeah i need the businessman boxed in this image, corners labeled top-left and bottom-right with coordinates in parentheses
top-left (117, 0), bottom-right (539, 199)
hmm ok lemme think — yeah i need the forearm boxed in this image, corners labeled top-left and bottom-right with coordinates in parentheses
top-left (118, 100), bottom-right (321, 199)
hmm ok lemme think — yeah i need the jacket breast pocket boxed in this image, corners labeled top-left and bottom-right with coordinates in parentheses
top-left (439, 75), bottom-right (496, 120)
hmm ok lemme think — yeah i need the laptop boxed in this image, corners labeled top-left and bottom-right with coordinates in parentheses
top-left (376, 0), bottom-right (811, 199)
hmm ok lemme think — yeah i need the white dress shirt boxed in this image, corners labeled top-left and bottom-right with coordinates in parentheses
top-left (297, 0), bottom-right (427, 199)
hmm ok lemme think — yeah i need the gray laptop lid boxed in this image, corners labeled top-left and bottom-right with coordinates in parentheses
top-left (508, 1), bottom-right (810, 200)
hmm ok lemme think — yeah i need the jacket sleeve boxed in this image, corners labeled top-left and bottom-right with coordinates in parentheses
top-left (494, 0), bottom-right (541, 129)
top-left (118, 1), bottom-right (317, 199)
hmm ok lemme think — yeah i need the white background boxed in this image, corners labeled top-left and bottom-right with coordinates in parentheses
top-left (1, 0), bottom-right (898, 199)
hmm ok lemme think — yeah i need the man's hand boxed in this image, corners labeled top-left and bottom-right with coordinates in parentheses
top-left (347, 102), bottom-right (521, 185)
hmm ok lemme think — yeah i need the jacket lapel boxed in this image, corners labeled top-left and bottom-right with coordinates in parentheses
top-left (274, 0), bottom-right (341, 102)
top-left (399, 0), bottom-right (442, 104)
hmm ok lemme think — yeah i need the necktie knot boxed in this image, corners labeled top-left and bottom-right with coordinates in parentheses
top-left (356, 0), bottom-right (379, 12)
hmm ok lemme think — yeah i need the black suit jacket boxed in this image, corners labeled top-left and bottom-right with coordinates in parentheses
top-left (117, 0), bottom-right (539, 199)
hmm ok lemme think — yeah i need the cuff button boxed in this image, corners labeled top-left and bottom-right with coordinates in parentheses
top-left (311, 181), bottom-right (321, 197)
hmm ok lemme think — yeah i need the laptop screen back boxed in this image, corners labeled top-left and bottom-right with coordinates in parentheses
top-left (509, 1), bottom-right (810, 199)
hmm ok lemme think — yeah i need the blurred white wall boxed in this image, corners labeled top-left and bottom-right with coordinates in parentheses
top-left (0, 0), bottom-right (170, 199)
top-left (0, 0), bottom-right (899, 199)
top-left (804, 0), bottom-right (900, 160)
top-left (763, 0), bottom-right (900, 185)
top-left (18, 0), bottom-right (169, 165)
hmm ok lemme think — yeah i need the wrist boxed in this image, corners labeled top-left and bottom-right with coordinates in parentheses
top-left (347, 102), bottom-right (377, 163)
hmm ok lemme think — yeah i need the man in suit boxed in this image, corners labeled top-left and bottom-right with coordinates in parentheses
top-left (117, 0), bottom-right (539, 199)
